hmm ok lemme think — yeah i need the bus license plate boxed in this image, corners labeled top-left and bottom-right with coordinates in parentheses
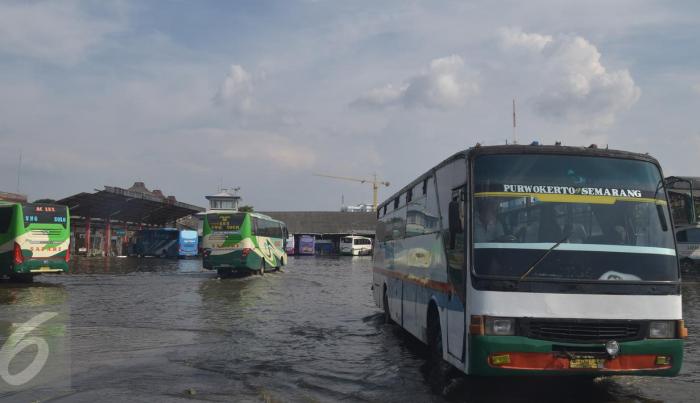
top-left (569, 358), bottom-right (603, 369)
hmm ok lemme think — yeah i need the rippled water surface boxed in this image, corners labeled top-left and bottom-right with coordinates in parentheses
top-left (1, 257), bottom-right (699, 402)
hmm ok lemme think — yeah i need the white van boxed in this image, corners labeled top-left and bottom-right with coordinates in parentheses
top-left (340, 235), bottom-right (372, 256)
top-left (676, 224), bottom-right (700, 269)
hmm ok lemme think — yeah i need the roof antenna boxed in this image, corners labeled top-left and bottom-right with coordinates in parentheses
top-left (512, 98), bottom-right (518, 145)
top-left (16, 149), bottom-right (22, 193)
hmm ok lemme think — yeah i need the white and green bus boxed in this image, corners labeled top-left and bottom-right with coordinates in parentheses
top-left (373, 144), bottom-right (686, 382)
top-left (202, 211), bottom-right (288, 277)
top-left (1, 202), bottom-right (71, 282)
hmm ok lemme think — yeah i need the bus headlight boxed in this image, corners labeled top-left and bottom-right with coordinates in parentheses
top-left (485, 317), bottom-right (516, 336)
top-left (649, 321), bottom-right (676, 339)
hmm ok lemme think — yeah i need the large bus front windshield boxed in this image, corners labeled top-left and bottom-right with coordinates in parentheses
top-left (473, 154), bottom-right (678, 282)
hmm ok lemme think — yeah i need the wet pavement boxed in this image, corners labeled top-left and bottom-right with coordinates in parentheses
top-left (1, 256), bottom-right (699, 402)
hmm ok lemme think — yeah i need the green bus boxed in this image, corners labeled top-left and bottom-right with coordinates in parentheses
top-left (0, 202), bottom-right (71, 282)
top-left (202, 211), bottom-right (288, 277)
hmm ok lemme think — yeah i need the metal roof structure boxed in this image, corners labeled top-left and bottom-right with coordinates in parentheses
top-left (57, 185), bottom-right (204, 225)
top-left (0, 191), bottom-right (27, 203)
top-left (260, 211), bottom-right (376, 235)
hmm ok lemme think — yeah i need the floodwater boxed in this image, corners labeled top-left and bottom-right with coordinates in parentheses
top-left (1, 256), bottom-right (698, 402)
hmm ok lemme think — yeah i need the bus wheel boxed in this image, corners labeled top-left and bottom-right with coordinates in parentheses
top-left (383, 286), bottom-right (392, 324)
top-left (259, 259), bottom-right (266, 276)
top-left (427, 309), bottom-right (452, 393)
top-left (10, 273), bottom-right (34, 283)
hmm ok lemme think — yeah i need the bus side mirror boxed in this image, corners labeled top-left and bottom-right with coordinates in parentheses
top-left (448, 199), bottom-right (463, 248)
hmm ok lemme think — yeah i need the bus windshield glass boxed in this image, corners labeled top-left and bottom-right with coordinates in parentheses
top-left (473, 154), bottom-right (677, 282)
top-left (23, 204), bottom-right (68, 227)
top-left (207, 213), bottom-right (245, 232)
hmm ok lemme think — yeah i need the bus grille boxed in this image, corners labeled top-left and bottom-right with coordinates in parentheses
top-left (521, 319), bottom-right (644, 342)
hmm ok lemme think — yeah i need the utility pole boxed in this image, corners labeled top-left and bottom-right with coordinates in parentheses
top-left (16, 150), bottom-right (22, 193)
top-left (512, 98), bottom-right (517, 145)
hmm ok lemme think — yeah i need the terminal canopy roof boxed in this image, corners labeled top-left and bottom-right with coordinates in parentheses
top-left (57, 186), bottom-right (204, 225)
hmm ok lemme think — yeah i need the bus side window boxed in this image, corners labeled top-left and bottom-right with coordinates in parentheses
top-left (0, 207), bottom-right (13, 233)
top-left (687, 229), bottom-right (700, 243)
top-left (677, 230), bottom-right (687, 242)
top-left (448, 190), bottom-right (464, 249)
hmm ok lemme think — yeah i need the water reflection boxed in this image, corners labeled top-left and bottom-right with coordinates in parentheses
top-left (0, 256), bottom-right (697, 402)
top-left (0, 281), bottom-right (66, 306)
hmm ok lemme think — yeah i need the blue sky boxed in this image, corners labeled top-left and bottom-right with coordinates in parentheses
top-left (1, 0), bottom-right (699, 210)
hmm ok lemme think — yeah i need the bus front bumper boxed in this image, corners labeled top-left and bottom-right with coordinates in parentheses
top-left (470, 336), bottom-right (683, 376)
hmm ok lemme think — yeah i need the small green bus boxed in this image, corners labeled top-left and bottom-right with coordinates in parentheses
top-left (0, 202), bottom-right (71, 282)
top-left (202, 211), bottom-right (288, 277)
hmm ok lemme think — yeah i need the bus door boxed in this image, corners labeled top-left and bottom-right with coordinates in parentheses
top-left (446, 186), bottom-right (467, 361)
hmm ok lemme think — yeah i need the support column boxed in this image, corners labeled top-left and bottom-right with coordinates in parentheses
top-left (104, 219), bottom-right (111, 257)
top-left (85, 217), bottom-right (91, 256)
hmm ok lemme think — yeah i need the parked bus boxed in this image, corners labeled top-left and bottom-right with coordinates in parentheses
top-left (298, 235), bottom-right (315, 255)
top-left (340, 235), bottom-right (373, 256)
top-left (131, 228), bottom-right (179, 258)
top-left (675, 223), bottom-right (700, 270)
top-left (373, 144), bottom-right (687, 382)
top-left (178, 230), bottom-right (199, 258)
top-left (285, 234), bottom-right (295, 255)
top-left (202, 212), bottom-right (288, 276)
top-left (0, 202), bottom-right (70, 282)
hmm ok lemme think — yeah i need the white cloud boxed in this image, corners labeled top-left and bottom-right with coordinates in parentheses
top-left (499, 27), bottom-right (552, 52)
top-left (213, 64), bottom-right (255, 112)
top-left (499, 27), bottom-right (640, 128)
top-left (693, 83), bottom-right (700, 95)
top-left (0, 1), bottom-right (124, 65)
top-left (352, 55), bottom-right (478, 110)
top-left (221, 131), bottom-right (316, 170)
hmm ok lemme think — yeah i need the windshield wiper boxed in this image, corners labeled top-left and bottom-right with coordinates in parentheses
top-left (517, 232), bottom-right (571, 283)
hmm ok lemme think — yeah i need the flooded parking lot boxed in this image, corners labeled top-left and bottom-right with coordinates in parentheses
top-left (1, 257), bottom-right (699, 402)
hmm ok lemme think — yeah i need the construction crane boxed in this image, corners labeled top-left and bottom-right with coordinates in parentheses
top-left (314, 173), bottom-right (390, 212)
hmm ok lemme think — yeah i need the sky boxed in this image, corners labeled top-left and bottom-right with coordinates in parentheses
top-left (1, 0), bottom-right (700, 210)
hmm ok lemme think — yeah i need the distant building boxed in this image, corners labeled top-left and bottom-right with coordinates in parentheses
top-left (128, 181), bottom-right (177, 202)
top-left (0, 191), bottom-right (27, 203)
top-left (205, 189), bottom-right (242, 211)
top-left (341, 203), bottom-right (374, 213)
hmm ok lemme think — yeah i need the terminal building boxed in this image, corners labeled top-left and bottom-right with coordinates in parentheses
top-left (32, 182), bottom-right (378, 257)
top-left (58, 182), bottom-right (204, 256)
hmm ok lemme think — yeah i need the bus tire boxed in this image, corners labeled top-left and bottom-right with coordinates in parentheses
top-left (427, 305), bottom-right (452, 393)
top-left (383, 285), bottom-right (392, 324)
top-left (259, 259), bottom-right (266, 276)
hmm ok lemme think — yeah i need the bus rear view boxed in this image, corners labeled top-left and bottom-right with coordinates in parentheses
top-left (179, 230), bottom-right (198, 257)
top-left (1, 203), bottom-right (70, 282)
